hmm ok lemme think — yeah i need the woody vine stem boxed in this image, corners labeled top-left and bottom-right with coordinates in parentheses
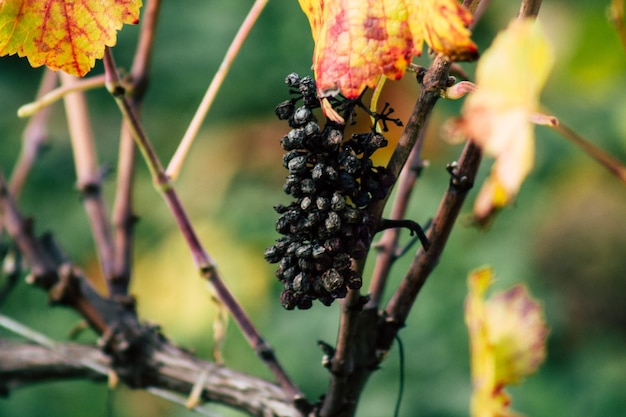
top-left (316, 0), bottom-right (539, 416)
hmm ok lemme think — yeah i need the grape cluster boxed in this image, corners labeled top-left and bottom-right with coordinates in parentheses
top-left (265, 73), bottom-right (396, 309)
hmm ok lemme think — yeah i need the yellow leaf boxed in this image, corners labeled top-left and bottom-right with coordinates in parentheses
top-left (0, 0), bottom-right (141, 76)
top-left (298, 0), bottom-right (477, 98)
top-left (466, 267), bottom-right (498, 417)
top-left (487, 285), bottom-right (548, 386)
top-left (417, 0), bottom-right (477, 61)
top-left (465, 267), bottom-right (548, 417)
top-left (456, 19), bottom-right (554, 224)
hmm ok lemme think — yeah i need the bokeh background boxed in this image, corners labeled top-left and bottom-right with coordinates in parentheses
top-left (1, 1), bottom-right (626, 416)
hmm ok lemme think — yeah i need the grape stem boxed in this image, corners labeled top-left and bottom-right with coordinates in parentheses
top-left (376, 219), bottom-right (430, 251)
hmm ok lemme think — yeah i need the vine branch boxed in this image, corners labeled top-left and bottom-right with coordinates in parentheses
top-left (110, 0), bottom-right (162, 297)
top-left (382, 141), bottom-right (481, 337)
top-left (0, 339), bottom-right (301, 417)
top-left (366, 130), bottom-right (428, 309)
top-left (9, 69), bottom-right (58, 198)
top-left (320, 54), bottom-right (458, 417)
top-left (320, 1), bottom-right (489, 415)
top-left (60, 72), bottom-right (116, 289)
top-left (102, 48), bottom-right (306, 405)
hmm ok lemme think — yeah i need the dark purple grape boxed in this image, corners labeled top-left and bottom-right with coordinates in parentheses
top-left (270, 73), bottom-right (399, 308)
top-left (275, 100), bottom-right (295, 120)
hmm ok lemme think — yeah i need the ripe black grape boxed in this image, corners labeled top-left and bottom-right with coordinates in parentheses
top-left (266, 73), bottom-right (397, 309)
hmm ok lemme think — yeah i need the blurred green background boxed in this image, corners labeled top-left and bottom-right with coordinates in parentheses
top-left (1, 1), bottom-right (626, 416)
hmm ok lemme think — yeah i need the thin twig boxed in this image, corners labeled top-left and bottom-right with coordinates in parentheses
top-left (111, 126), bottom-right (136, 298)
top-left (110, 0), bottom-right (162, 297)
top-left (382, 141), bottom-right (482, 336)
top-left (551, 121), bottom-right (626, 185)
top-left (102, 48), bottom-right (306, 405)
top-left (127, 0), bottom-right (162, 102)
top-left (60, 72), bottom-right (116, 288)
top-left (17, 75), bottom-right (106, 118)
top-left (166, 0), bottom-right (269, 180)
top-left (517, 0), bottom-right (543, 19)
top-left (9, 69), bottom-right (58, 198)
top-left (367, 130), bottom-right (428, 309)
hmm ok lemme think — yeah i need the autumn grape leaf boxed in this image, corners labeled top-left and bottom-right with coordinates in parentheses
top-left (0, 0), bottom-right (142, 77)
top-left (465, 267), bottom-right (548, 417)
top-left (452, 19), bottom-right (555, 225)
top-left (298, 0), bottom-right (478, 98)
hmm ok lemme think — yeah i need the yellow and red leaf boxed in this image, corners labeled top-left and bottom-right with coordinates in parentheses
top-left (465, 267), bottom-right (548, 417)
top-left (298, 0), bottom-right (477, 98)
top-left (0, 0), bottom-right (141, 76)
